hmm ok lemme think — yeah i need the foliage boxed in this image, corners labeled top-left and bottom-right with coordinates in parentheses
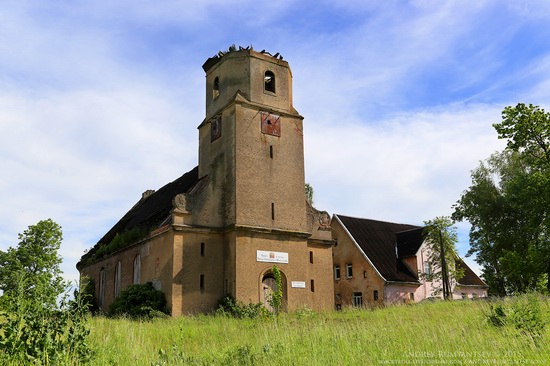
top-left (108, 282), bottom-right (169, 319)
top-left (454, 103), bottom-right (550, 295)
top-left (422, 216), bottom-right (463, 299)
top-left (0, 219), bottom-right (64, 308)
top-left (77, 276), bottom-right (99, 314)
top-left (484, 293), bottom-right (546, 343)
top-left (494, 103), bottom-right (550, 164)
top-left (216, 296), bottom-right (269, 319)
top-left (267, 265), bottom-right (283, 314)
top-left (81, 226), bottom-right (150, 267)
top-left (0, 220), bottom-right (92, 364)
top-left (305, 183), bottom-right (314, 205)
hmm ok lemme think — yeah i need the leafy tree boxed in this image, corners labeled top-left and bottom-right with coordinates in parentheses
top-left (422, 216), bottom-right (463, 299)
top-left (305, 183), bottom-right (314, 205)
top-left (0, 219), bottom-right (65, 307)
top-left (454, 103), bottom-right (550, 294)
top-left (0, 219), bottom-right (92, 364)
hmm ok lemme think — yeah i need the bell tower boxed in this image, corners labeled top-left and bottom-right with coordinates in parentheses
top-left (197, 47), bottom-right (307, 233)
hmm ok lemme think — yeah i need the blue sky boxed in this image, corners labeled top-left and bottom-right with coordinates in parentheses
top-left (2, 0), bottom-right (550, 283)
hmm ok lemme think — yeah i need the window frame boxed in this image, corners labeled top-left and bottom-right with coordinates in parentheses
top-left (334, 266), bottom-right (341, 280)
top-left (352, 292), bottom-right (363, 307)
top-left (346, 263), bottom-right (353, 278)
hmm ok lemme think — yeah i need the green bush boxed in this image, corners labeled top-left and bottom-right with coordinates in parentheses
top-left (109, 282), bottom-right (169, 319)
top-left (484, 293), bottom-right (546, 342)
top-left (217, 296), bottom-right (268, 318)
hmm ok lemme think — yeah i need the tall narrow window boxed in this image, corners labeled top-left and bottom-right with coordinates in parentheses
top-left (334, 266), bottom-right (341, 280)
top-left (271, 203), bottom-right (275, 220)
top-left (200, 274), bottom-right (205, 292)
top-left (264, 71), bottom-right (275, 93)
top-left (269, 145), bottom-right (273, 159)
top-left (114, 261), bottom-right (121, 298)
top-left (309, 251), bottom-right (313, 264)
top-left (424, 262), bottom-right (431, 276)
top-left (353, 292), bottom-right (363, 307)
top-left (133, 254), bottom-right (141, 285)
top-left (310, 279), bottom-right (315, 292)
top-left (200, 242), bottom-right (205, 257)
top-left (373, 290), bottom-right (379, 301)
top-left (346, 264), bottom-right (353, 278)
top-left (99, 268), bottom-right (106, 308)
top-left (213, 76), bottom-right (220, 99)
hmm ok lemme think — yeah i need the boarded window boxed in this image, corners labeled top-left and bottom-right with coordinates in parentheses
top-left (133, 254), bottom-right (141, 285)
top-left (261, 112), bottom-right (281, 137)
top-left (211, 115), bottom-right (222, 142)
top-left (99, 268), bottom-right (106, 307)
top-left (114, 261), bottom-right (121, 298)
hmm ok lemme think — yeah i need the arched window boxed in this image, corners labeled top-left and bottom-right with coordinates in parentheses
top-left (99, 267), bottom-right (106, 308)
top-left (213, 76), bottom-right (220, 99)
top-left (133, 254), bottom-right (141, 285)
top-left (264, 71), bottom-right (275, 93)
top-left (114, 260), bottom-right (121, 297)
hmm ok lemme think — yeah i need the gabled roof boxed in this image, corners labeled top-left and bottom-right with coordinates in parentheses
top-left (79, 166), bottom-right (199, 265)
top-left (335, 214), bottom-right (421, 283)
top-left (98, 166), bottom-right (200, 245)
top-left (396, 227), bottom-right (425, 258)
top-left (456, 258), bottom-right (488, 287)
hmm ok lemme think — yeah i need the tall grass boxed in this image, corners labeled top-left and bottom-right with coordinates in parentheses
top-left (88, 296), bottom-right (549, 365)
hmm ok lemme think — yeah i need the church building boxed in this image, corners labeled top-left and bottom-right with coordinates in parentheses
top-left (77, 47), bottom-right (335, 316)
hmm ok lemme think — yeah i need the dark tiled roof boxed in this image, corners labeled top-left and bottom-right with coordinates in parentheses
top-left (335, 214), bottom-right (421, 283)
top-left (456, 258), bottom-right (488, 287)
top-left (79, 166), bottom-right (199, 264)
top-left (98, 166), bottom-right (199, 245)
top-left (396, 227), bottom-right (425, 258)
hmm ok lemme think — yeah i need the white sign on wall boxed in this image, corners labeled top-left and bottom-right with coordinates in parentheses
top-left (291, 281), bottom-right (306, 288)
top-left (256, 250), bottom-right (289, 264)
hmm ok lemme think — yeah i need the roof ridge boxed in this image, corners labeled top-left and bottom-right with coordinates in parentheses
top-left (334, 213), bottom-right (422, 228)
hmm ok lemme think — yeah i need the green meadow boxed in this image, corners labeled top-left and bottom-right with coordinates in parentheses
top-left (88, 297), bottom-right (549, 366)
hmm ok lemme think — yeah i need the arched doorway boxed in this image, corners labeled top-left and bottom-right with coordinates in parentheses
top-left (262, 275), bottom-right (277, 312)
top-left (260, 269), bottom-right (287, 312)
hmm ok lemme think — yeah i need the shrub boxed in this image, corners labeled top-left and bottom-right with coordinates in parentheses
top-left (109, 282), bottom-right (169, 319)
top-left (484, 293), bottom-right (546, 342)
top-left (217, 296), bottom-right (268, 318)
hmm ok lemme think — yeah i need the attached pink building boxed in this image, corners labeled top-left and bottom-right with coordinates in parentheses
top-left (331, 214), bottom-right (487, 308)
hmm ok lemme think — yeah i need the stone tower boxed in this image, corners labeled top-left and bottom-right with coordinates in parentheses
top-left (192, 47), bottom-right (331, 310)
top-left (78, 47), bottom-right (334, 316)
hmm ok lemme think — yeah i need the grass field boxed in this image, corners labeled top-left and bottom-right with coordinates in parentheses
top-left (87, 296), bottom-right (549, 365)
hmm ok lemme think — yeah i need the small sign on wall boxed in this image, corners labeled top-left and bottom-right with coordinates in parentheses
top-left (257, 250), bottom-right (289, 264)
top-left (291, 281), bottom-right (306, 288)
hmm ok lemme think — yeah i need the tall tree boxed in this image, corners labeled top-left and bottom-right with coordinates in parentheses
top-left (0, 219), bottom-right (65, 307)
top-left (423, 216), bottom-right (463, 299)
top-left (454, 103), bottom-right (550, 294)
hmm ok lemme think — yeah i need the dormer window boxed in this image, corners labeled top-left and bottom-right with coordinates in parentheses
top-left (264, 71), bottom-right (275, 93)
top-left (213, 77), bottom-right (220, 99)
